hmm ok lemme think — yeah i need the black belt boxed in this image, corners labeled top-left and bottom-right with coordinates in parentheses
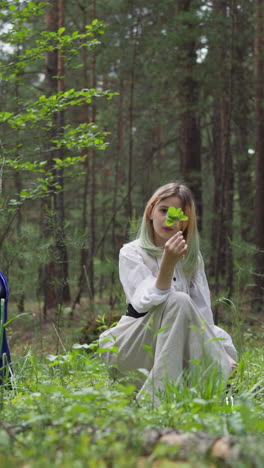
top-left (125, 303), bottom-right (148, 318)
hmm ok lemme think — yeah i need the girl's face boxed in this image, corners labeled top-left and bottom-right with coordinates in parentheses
top-left (150, 196), bottom-right (186, 247)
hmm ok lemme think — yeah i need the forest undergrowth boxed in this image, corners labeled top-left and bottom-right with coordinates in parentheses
top-left (0, 301), bottom-right (263, 468)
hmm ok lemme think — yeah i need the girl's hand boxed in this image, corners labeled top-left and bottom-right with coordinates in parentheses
top-left (155, 231), bottom-right (187, 290)
top-left (163, 231), bottom-right (188, 262)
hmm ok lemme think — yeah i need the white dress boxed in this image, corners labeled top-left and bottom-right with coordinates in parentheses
top-left (99, 239), bottom-right (237, 402)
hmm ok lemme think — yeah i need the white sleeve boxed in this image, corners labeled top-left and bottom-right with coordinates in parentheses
top-left (189, 256), bottom-right (214, 325)
top-left (119, 244), bottom-right (171, 314)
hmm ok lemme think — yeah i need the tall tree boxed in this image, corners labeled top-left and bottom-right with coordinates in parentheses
top-left (232, 0), bottom-right (254, 244)
top-left (254, 0), bottom-right (264, 308)
top-left (41, 0), bottom-right (59, 315)
top-left (88, 0), bottom-right (97, 299)
top-left (176, 0), bottom-right (202, 225)
top-left (209, 0), bottom-right (234, 304)
top-left (55, 0), bottom-right (71, 305)
top-left (77, 1), bottom-right (90, 304)
top-left (42, 0), bottom-right (71, 315)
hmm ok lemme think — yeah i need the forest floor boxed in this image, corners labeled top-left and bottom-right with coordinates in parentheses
top-left (0, 300), bottom-right (263, 468)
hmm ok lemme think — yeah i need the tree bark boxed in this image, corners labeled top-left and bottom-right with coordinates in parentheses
top-left (42, 0), bottom-right (58, 316)
top-left (232, 2), bottom-right (254, 244)
top-left (54, 0), bottom-right (71, 305)
top-left (127, 17), bottom-right (138, 221)
top-left (88, 0), bottom-right (97, 300)
top-left (209, 0), bottom-right (234, 310)
top-left (176, 0), bottom-right (202, 228)
top-left (13, 40), bottom-right (25, 313)
top-left (127, 65), bottom-right (134, 220)
top-left (254, 0), bottom-right (264, 307)
top-left (42, 0), bottom-right (71, 316)
top-left (110, 77), bottom-right (125, 306)
top-left (77, 1), bottom-right (90, 305)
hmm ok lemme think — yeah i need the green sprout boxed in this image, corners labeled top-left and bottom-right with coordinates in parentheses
top-left (165, 206), bottom-right (189, 226)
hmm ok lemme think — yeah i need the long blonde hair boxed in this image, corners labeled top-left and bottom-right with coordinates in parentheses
top-left (137, 183), bottom-right (200, 275)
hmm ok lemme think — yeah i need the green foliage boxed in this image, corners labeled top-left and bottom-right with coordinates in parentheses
top-left (165, 206), bottom-right (189, 227)
top-left (52, 123), bottom-right (110, 151)
top-left (0, 2), bottom-right (114, 210)
top-left (0, 331), bottom-right (263, 467)
top-left (0, 4), bottom-right (106, 80)
top-left (0, 1), bottom-right (118, 301)
top-left (0, 90), bottom-right (114, 127)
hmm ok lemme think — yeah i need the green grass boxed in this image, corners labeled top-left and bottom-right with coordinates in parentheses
top-left (0, 321), bottom-right (263, 468)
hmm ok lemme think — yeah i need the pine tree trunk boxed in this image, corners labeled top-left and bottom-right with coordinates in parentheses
top-left (232, 3), bottom-right (253, 244)
top-left (127, 9), bottom-right (139, 222)
top-left (77, 1), bottom-right (90, 304)
top-left (210, 0), bottom-right (234, 310)
top-left (42, 0), bottom-right (70, 315)
top-left (42, 0), bottom-right (58, 316)
top-left (14, 46), bottom-right (25, 313)
top-left (254, 0), bottom-right (264, 307)
top-left (176, 0), bottom-right (202, 227)
top-left (88, 0), bottom-right (97, 300)
top-left (127, 40), bottom-right (136, 220)
top-left (54, 0), bottom-right (71, 304)
top-left (110, 77), bottom-right (125, 306)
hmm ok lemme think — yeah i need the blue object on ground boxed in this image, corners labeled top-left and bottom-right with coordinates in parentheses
top-left (0, 273), bottom-right (12, 382)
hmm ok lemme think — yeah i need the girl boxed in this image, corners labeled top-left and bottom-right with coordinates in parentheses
top-left (99, 183), bottom-right (237, 403)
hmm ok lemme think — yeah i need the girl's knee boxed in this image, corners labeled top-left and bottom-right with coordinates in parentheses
top-left (166, 291), bottom-right (193, 309)
top-left (163, 291), bottom-right (199, 322)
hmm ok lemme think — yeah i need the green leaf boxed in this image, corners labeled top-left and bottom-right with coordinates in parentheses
top-left (142, 344), bottom-right (153, 357)
top-left (97, 346), bottom-right (119, 355)
top-left (20, 190), bottom-right (31, 197)
top-left (4, 313), bottom-right (30, 327)
top-left (165, 206), bottom-right (189, 226)
top-left (206, 337), bottom-right (226, 343)
top-left (153, 326), bottom-right (168, 337)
